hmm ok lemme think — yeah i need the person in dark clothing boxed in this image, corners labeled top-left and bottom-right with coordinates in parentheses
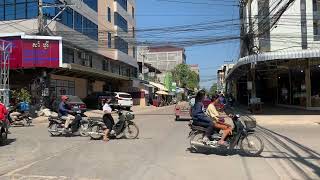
top-left (191, 90), bottom-right (215, 144)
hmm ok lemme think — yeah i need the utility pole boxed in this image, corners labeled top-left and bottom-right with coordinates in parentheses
top-left (38, 0), bottom-right (45, 35)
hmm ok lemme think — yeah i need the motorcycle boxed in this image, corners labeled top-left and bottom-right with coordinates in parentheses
top-left (189, 114), bottom-right (264, 156)
top-left (88, 110), bottom-right (139, 140)
top-left (48, 109), bottom-right (89, 137)
top-left (8, 107), bottom-right (32, 126)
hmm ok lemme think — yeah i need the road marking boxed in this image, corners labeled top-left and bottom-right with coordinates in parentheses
top-left (7, 173), bottom-right (101, 180)
top-left (2, 145), bottom-right (82, 177)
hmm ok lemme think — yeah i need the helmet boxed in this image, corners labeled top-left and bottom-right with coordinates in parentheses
top-left (61, 95), bottom-right (69, 101)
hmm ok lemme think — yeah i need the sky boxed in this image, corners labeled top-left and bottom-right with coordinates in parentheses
top-left (136, 0), bottom-right (240, 89)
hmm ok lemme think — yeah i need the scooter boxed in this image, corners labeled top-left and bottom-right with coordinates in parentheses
top-left (189, 114), bottom-right (264, 156)
top-left (88, 110), bottom-right (139, 140)
top-left (48, 109), bottom-right (89, 137)
top-left (8, 107), bottom-right (32, 127)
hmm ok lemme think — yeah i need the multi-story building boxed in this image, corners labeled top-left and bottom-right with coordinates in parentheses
top-left (217, 64), bottom-right (234, 93)
top-left (227, 0), bottom-right (320, 110)
top-left (189, 64), bottom-right (200, 75)
top-left (137, 46), bottom-right (186, 83)
top-left (0, 0), bottom-right (137, 105)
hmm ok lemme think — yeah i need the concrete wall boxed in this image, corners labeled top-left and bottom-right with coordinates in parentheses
top-left (51, 74), bottom-right (88, 98)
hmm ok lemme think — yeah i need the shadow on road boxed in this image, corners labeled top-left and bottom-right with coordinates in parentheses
top-left (0, 138), bottom-right (16, 146)
top-left (258, 126), bottom-right (320, 179)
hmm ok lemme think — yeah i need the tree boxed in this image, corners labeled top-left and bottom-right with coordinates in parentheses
top-left (172, 64), bottom-right (199, 90)
top-left (209, 83), bottom-right (218, 96)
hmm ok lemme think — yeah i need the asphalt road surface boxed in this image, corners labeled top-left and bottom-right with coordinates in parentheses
top-left (0, 106), bottom-right (319, 180)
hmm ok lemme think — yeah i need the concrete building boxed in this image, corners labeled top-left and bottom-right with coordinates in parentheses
top-left (189, 64), bottom-right (200, 75)
top-left (217, 64), bottom-right (234, 93)
top-left (227, 0), bottom-right (320, 110)
top-left (0, 0), bottom-right (137, 105)
top-left (137, 46), bottom-right (186, 83)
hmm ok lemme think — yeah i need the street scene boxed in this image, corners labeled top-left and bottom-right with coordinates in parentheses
top-left (0, 0), bottom-right (320, 179)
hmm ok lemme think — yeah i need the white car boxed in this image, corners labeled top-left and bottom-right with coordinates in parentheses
top-left (114, 92), bottom-right (133, 110)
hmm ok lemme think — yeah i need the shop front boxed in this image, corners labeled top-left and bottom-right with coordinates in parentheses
top-left (226, 49), bottom-right (320, 110)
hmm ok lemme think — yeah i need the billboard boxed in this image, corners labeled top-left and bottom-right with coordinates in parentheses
top-left (0, 35), bottom-right (62, 69)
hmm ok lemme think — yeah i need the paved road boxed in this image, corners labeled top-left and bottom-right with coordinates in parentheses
top-left (0, 106), bottom-right (319, 180)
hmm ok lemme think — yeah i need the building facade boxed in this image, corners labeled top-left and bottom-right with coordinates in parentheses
top-left (217, 64), bottom-right (234, 94)
top-left (0, 0), bottom-right (137, 105)
top-left (189, 64), bottom-right (200, 75)
top-left (137, 46), bottom-right (186, 83)
top-left (228, 0), bottom-right (320, 110)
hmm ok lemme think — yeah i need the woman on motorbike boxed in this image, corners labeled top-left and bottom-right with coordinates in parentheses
top-left (102, 97), bottom-right (115, 142)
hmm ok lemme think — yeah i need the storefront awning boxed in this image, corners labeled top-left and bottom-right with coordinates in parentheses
top-left (149, 82), bottom-right (169, 91)
top-left (227, 48), bottom-right (320, 79)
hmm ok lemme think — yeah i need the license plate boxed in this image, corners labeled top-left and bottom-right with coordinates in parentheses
top-left (74, 106), bottom-right (79, 109)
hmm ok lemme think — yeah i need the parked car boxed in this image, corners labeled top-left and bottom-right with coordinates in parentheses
top-left (84, 92), bottom-right (116, 110)
top-left (113, 92), bottom-right (133, 111)
top-left (52, 95), bottom-right (87, 113)
top-left (175, 101), bottom-right (192, 121)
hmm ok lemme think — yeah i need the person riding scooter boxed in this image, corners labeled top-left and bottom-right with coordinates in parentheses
top-left (101, 97), bottom-right (115, 142)
top-left (58, 96), bottom-right (75, 133)
top-left (191, 90), bottom-right (215, 144)
top-left (9, 100), bottom-right (30, 123)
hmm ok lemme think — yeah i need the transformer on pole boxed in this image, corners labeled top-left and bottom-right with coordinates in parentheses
top-left (0, 40), bottom-right (12, 107)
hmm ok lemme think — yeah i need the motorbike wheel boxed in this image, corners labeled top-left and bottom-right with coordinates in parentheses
top-left (0, 129), bottom-right (7, 145)
top-left (79, 123), bottom-right (89, 137)
top-left (48, 123), bottom-right (62, 136)
top-left (90, 125), bottom-right (103, 140)
top-left (240, 134), bottom-right (264, 157)
top-left (189, 132), bottom-right (204, 152)
top-left (24, 118), bottom-right (31, 127)
top-left (123, 122), bottom-right (139, 139)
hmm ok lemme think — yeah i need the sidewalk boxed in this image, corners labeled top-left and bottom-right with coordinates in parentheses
top-left (232, 105), bottom-right (320, 125)
top-left (32, 105), bottom-right (172, 123)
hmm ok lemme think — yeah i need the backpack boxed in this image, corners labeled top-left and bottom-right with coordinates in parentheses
top-left (19, 102), bottom-right (30, 112)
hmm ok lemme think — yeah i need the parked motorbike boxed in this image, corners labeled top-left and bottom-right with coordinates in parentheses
top-left (48, 109), bottom-right (89, 137)
top-left (8, 107), bottom-right (32, 127)
top-left (189, 114), bottom-right (264, 156)
top-left (88, 110), bottom-right (139, 140)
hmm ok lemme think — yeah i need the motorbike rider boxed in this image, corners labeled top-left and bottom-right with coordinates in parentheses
top-left (58, 96), bottom-right (75, 132)
top-left (206, 96), bottom-right (232, 146)
top-left (9, 100), bottom-right (29, 123)
top-left (101, 97), bottom-right (115, 142)
top-left (191, 90), bottom-right (215, 144)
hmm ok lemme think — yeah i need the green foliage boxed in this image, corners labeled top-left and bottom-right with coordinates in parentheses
top-left (172, 64), bottom-right (199, 90)
top-left (12, 88), bottom-right (31, 103)
top-left (209, 83), bottom-right (218, 96)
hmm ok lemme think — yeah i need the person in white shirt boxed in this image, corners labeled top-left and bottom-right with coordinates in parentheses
top-left (102, 97), bottom-right (115, 142)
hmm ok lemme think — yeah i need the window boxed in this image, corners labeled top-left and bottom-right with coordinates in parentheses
top-left (74, 11), bottom-right (83, 32)
top-left (61, 7), bottom-right (73, 29)
top-left (78, 52), bottom-right (92, 67)
top-left (132, 27), bottom-right (135, 38)
top-left (114, 12), bottom-right (128, 32)
top-left (102, 59), bottom-right (109, 71)
top-left (115, 36), bottom-right (128, 54)
top-left (107, 7), bottom-right (111, 22)
top-left (50, 80), bottom-right (75, 97)
top-left (5, 0), bottom-right (15, 20)
top-left (108, 32), bottom-right (112, 48)
top-left (132, 7), bottom-right (135, 19)
top-left (83, 17), bottom-right (98, 40)
top-left (16, 0), bottom-right (26, 19)
top-left (116, 0), bottom-right (127, 11)
top-left (83, 0), bottom-right (97, 11)
top-left (133, 46), bottom-right (136, 58)
top-left (63, 47), bottom-right (74, 63)
top-left (27, 0), bottom-right (38, 18)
